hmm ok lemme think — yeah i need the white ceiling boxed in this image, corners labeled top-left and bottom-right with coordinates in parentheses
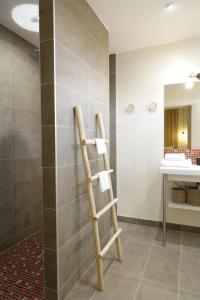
top-left (0, 0), bottom-right (39, 47)
top-left (88, 0), bottom-right (200, 54)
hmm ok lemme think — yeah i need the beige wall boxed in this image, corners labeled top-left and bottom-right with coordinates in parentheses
top-left (0, 25), bottom-right (42, 251)
top-left (116, 37), bottom-right (200, 227)
top-left (40, 0), bottom-right (109, 299)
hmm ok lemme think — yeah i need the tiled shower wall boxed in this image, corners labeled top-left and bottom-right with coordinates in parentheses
top-left (40, 0), bottom-right (109, 299)
top-left (109, 54), bottom-right (117, 197)
top-left (0, 25), bottom-right (42, 251)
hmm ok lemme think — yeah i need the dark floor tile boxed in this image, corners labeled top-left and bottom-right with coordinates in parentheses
top-left (144, 246), bottom-right (180, 288)
top-left (181, 232), bottom-right (200, 254)
top-left (127, 224), bottom-right (158, 245)
top-left (135, 280), bottom-right (178, 300)
top-left (180, 252), bottom-right (200, 294)
top-left (110, 239), bottom-right (151, 279)
top-left (155, 229), bottom-right (181, 251)
top-left (92, 271), bottom-right (139, 300)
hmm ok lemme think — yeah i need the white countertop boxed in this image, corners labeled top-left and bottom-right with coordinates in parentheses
top-left (160, 165), bottom-right (200, 176)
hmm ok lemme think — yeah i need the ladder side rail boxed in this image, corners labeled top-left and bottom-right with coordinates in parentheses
top-left (75, 106), bottom-right (104, 290)
top-left (96, 112), bottom-right (123, 262)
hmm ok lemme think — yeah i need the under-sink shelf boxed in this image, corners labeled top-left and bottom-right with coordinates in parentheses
top-left (168, 200), bottom-right (200, 211)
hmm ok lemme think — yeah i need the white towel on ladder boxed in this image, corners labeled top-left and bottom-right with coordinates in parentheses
top-left (95, 138), bottom-right (107, 155)
top-left (98, 171), bottom-right (110, 192)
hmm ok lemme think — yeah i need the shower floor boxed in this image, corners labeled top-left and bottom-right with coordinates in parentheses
top-left (0, 230), bottom-right (44, 300)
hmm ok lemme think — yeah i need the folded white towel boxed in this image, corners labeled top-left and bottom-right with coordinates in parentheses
top-left (95, 138), bottom-right (107, 155)
top-left (161, 159), bottom-right (192, 168)
top-left (165, 153), bottom-right (186, 161)
top-left (98, 171), bottom-right (110, 192)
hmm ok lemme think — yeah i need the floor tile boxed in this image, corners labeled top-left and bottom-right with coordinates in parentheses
top-left (144, 246), bottom-right (180, 288)
top-left (118, 221), bottom-right (137, 244)
top-left (179, 252), bottom-right (200, 294)
top-left (110, 239), bottom-right (151, 279)
top-left (127, 225), bottom-right (158, 245)
top-left (65, 264), bottom-right (97, 300)
top-left (135, 280), bottom-right (178, 300)
top-left (155, 230), bottom-right (181, 251)
top-left (181, 232), bottom-right (200, 254)
top-left (92, 271), bottom-right (139, 300)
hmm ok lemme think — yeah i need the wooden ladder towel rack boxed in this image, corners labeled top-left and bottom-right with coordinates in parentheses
top-left (75, 105), bottom-right (123, 291)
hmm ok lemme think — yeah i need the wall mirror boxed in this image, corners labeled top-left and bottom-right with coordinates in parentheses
top-left (164, 82), bottom-right (200, 150)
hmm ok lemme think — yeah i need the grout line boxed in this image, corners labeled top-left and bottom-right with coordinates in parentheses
top-left (177, 230), bottom-right (182, 300)
top-left (133, 237), bottom-right (155, 300)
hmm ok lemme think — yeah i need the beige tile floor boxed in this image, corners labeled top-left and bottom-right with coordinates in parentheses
top-left (66, 222), bottom-right (200, 300)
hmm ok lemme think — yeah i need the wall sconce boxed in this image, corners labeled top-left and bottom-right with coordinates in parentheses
top-left (148, 101), bottom-right (157, 113)
top-left (126, 104), bottom-right (135, 113)
top-left (185, 72), bottom-right (200, 90)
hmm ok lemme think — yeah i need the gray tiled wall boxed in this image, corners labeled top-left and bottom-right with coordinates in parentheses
top-left (40, 0), bottom-right (109, 298)
top-left (109, 54), bottom-right (117, 197)
top-left (0, 25), bottom-right (42, 251)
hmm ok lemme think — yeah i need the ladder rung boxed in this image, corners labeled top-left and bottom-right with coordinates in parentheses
top-left (82, 139), bottom-right (109, 145)
top-left (94, 199), bottom-right (118, 220)
top-left (89, 169), bottom-right (113, 182)
top-left (99, 228), bottom-right (122, 258)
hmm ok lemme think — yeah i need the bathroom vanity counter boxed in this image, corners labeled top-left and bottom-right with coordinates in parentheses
top-left (160, 165), bottom-right (200, 246)
top-left (160, 165), bottom-right (200, 176)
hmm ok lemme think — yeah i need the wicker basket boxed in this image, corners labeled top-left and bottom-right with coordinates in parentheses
top-left (172, 188), bottom-right (186, 204)
top-left (187, 188), bottom-right (200, 206)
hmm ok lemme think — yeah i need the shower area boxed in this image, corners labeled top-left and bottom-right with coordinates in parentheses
top-left (0, 24), bottom-right (44, 298)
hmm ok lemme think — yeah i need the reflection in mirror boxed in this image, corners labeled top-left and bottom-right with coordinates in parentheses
top-left (164, 82), bottom-right (200, 150)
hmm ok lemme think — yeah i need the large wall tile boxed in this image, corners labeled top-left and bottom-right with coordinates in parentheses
top-left (43, 208), bottom-right (57, 249)
top-left (44, 249), bottom-right (57, 290)
top-left (40, 40), bottom-right (54, 84)
top-left (58, 226), bottom-right (91, 288)
top-left (62, 0), bottom-right (89, 31)
top-left (43, 167), bottom-right (56, 209)
top-left (45, 288), bottom-right (58, 300)
top-left (56, 84), bottom-right (89, 128)
top-left (41, 83), bottom-right (54, 126)
top-left (12, 110), bottom-right (41, 134)
top-left (87, 7), bottom-right (108, 51)
top-left (88, 68), bottom-right (108, 105)
top-left (0, 183), bottom-right (14, 246)
top-left (42, 126), bottom-right (55, 167)
top-left (89, 100), bottom-right (109, 131)
top-left (0, 107), bottom-right (12, 130)
top-left (0, 130), bottom-right (12, 159)
top-left (0, 159), bottom-right (12, 189)
top-left (88, 37), bottom-right (108, 77)
top-left (56, 126), bottom-right (82, 167)
top-left (0, 77), bottom-right (11, 108)
top-left (14, 157), bottom-right (42, 185)
top-left (11, 81), bottom-right (40, 112)
top-left (0, 211), bottom-right (15, 242)
top-left (13, 133), bottom-right (41, 158)
top-left (11, 54), bottom-right (39, 88)
top-left (0, 48), bottom-right (10, 80)
top-left (15, 200), bottom-right (42, 232)
top-left (56, 41), bottom-right (88, 96)
top-left (58, 197), bottom-right (90, 247)
top-left (55, 0), bottom-right (88, 62)
top-left (57, 164), bottom-right (86, 208)
top-left (39, 0), bottom-right (54, 42)
top-left (0, 24), bottom-right (42, 252)
top-left (14, 181), bottom-right (42, 211)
